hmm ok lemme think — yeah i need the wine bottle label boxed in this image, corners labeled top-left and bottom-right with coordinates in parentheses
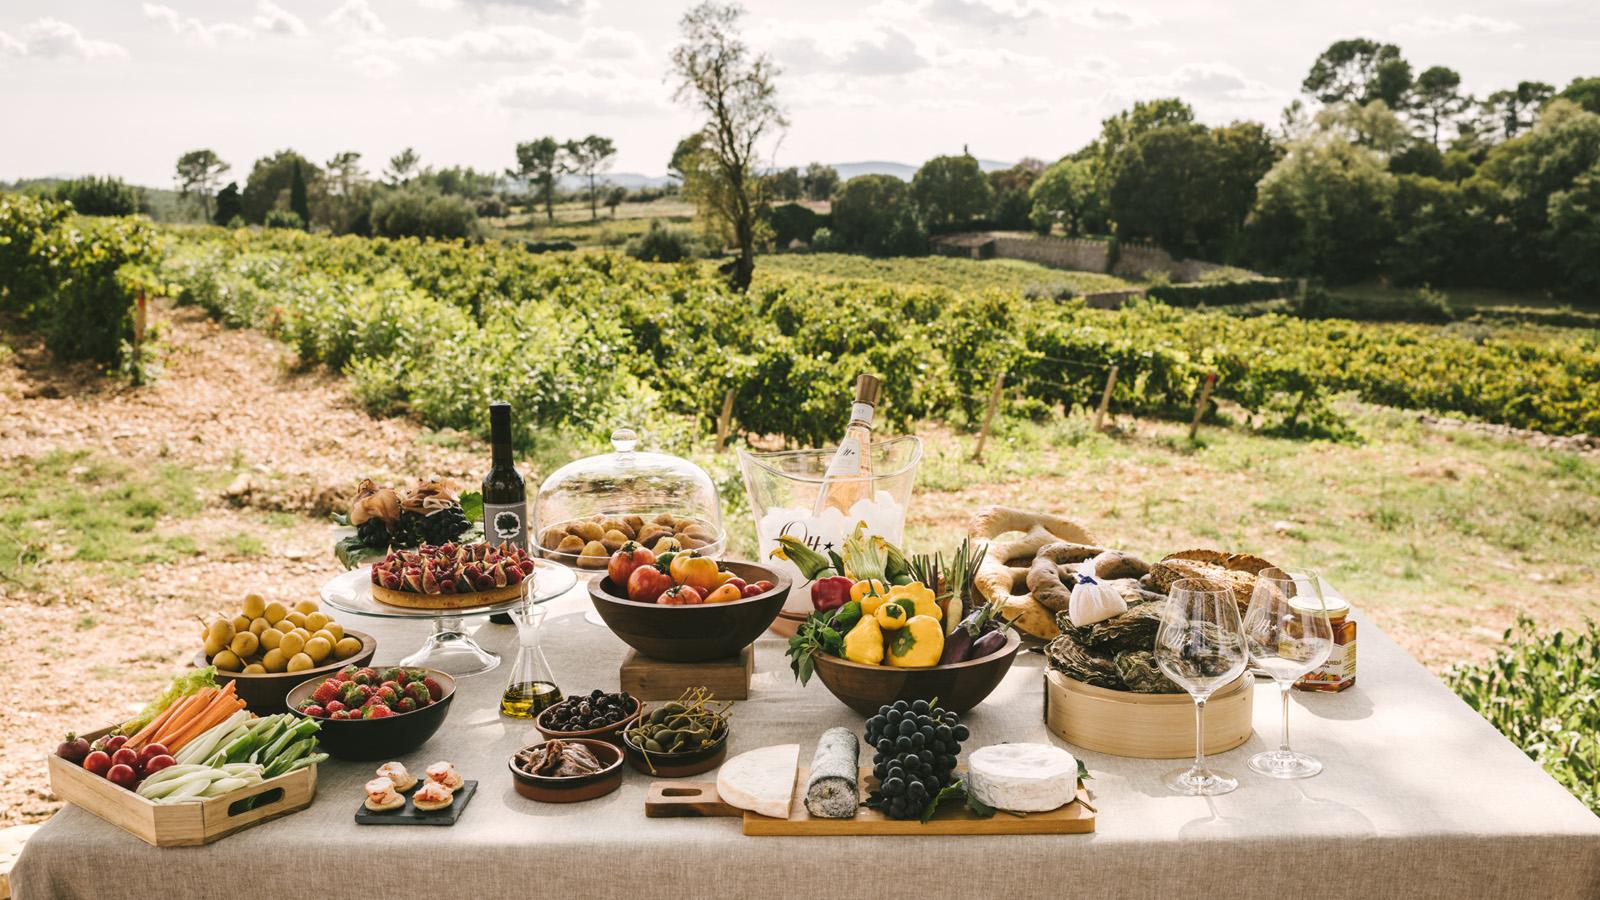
top-left (824, 436), bottom-right (863, 477)
top-left (483, 501), bottom-right (529, 549)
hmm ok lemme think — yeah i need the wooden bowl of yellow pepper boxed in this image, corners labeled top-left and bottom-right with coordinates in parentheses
top-left (810, 582), bottom-right (1024, 715)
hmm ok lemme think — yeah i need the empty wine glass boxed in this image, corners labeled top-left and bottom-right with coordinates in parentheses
top-left (1155, 578), bottom-right (1248, 796)
top-left (1243, 567), bottom-right (1334, 778)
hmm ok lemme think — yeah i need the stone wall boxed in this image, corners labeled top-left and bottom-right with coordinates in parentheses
top-left (933, 232), bottom-right (1230, 282)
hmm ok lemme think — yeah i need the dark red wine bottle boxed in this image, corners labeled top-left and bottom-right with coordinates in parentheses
top-left (482, 401), bottom-right (526, 624)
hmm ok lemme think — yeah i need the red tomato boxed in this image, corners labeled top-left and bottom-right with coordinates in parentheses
top-left (608, 542), bottom-right (657, 588)
top-left (111, 747), bottom-right (139, 770)
top-left (138, 743), bottom-right (170, 765)
top-left (723, 577), bottom-right (747, 591)
top-left (627, 564), bottom-right (675, 604)
top-left (106, 763), bottom-right (138, 790)
top-left (659, 584), bottom-right (704, 605)
top-left (741, 583), bottom-right (765, 599)
top-left (143, 754), bottom-right (177, 775)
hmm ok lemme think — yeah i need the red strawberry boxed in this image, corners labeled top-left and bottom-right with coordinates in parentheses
top-left (403, 681), bottom-right (430, 706)
top-left (312, 679), bottom-right (341, 705)
top-left (396, 697), bottom-right (418, 713)
top-left (329, 710), bottom-right (349, 721)
top-left (423, 677), bottom-right (444, 701)
top-left (375, 685), bottom-right (398, 704)
top-left (325, 700), bottom-right (345, 713)
top-left (363, 704), bottom-right (394, 719)
top-left (303, 704), bottom-right (326, 718)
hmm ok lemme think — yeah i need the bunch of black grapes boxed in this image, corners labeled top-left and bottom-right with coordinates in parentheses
top-left (865, 699), bottom-right (969, 820)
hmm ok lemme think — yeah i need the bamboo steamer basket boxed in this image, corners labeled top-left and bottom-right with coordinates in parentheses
top-left (1044, 668), bottom-right (1254, 758)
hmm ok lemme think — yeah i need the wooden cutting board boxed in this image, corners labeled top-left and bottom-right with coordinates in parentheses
top-left (646, 767), bottom-right (1095, 836)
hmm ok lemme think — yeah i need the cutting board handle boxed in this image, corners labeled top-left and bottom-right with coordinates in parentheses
top-left (644, 781), bottom-right (741, 818)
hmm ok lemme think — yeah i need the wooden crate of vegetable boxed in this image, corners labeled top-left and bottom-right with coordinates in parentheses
top-left (48, 727), bottom-right (317, 846)
top-left (46, 670), bottom-right (325, 847)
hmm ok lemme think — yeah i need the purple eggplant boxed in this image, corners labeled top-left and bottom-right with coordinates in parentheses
top-left (939, 627), bottom-right (973, 665)
top-left (969, 630), bottom-right (1007, 661)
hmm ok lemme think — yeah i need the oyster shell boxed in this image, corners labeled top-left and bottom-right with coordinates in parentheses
top-left (1045, 636), bottom-right (1122, 689)
top-left (1114, 650), bottom-right (1181, 693)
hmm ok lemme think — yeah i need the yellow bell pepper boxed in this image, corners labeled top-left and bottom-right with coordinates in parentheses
top-left (874, 602), bottom-right (908, 630)
top-left (843, 615), bottom-right (885, 665)
top-left (885, 582), bottom-right (940, 622)
top-left (669, 552), bottom-right (723, 592)
top-left (886, 615), bottom-right (944, 668)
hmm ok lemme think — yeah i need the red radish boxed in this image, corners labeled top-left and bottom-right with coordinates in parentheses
top-left (138, 743), bottom-right (170, 765)
top-left (142, 754), bottom-right (177, 775)
top-left (56, 733), bottom-right (91, 764)
top-left (83, 750), bottom-right (113, 777)
top-left (111, 747), bottom-right (139, 769)
top-left (103, 734), bottom-right (128, 753)
top-left (106, 763), bottom-right (138, 790)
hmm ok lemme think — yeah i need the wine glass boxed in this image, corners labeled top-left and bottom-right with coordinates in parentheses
top-left (1155, 578), bottom-right (1248, 796)
top-left (1243, 567), bottom-right (1334, 778)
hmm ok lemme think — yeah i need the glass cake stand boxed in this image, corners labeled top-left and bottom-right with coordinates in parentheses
top-left (321, 559), bottom-right (576, 677)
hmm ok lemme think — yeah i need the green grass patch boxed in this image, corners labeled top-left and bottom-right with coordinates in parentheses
top-left (0, 450), bottom-right (209, 586)
top-left (757, 252), bottom-right (1139, 296)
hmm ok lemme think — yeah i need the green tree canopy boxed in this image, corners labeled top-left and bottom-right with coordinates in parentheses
top-left (831, 174), bottom-right (917, 254)
top-left (1302, 38), bottom-right (1412, 107)
top-left (1247, 135), bottom-right (1396, 281)
top-left (175, 149), bottom-right (230, 221)
top-left (1479, 81), bottom-right (1556, 141)
top-left (1109, 121), bottom-right (1277, 259)
top-left (564, 134), bottom-right (617, 220)
top-left (513, 137), bottom-right (564, 222)
top-left (241, 150), bottom-right (321, 224)
top-left (1028, 157), bottom-right (1102, 236)
top-left (1556, 77), bottom-right (1600, 115)
top-left (213, 181), bottom-right (243, 226)
top-left (53, 176), bottom-right (139, 216)
top-left (802, 162), bottom-right (840, 200)
top-left (1408, 66), bottom-right (1471, 148)
top-left (911, 153), bottom-right (992, 229)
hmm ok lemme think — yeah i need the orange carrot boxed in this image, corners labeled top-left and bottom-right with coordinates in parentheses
top-left (133, 690), bottom-right (208, 749)
top-left (163, 696), bottom-right (245, 753)
top-left (127, 697), bottom-right (183, 746)
top-left (146, 688), bottom-right (215, 747)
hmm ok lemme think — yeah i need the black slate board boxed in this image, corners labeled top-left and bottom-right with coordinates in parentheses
top-left (355, 780), bottom-right (477, 825)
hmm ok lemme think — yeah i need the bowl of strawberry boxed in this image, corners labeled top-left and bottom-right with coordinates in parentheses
top-left (285, 665), bottom-right (455, 761)
top-left (588, 545), bottom-right (790, 662)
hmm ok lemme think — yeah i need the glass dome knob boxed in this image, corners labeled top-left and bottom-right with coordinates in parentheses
top-left (611, 428), bottom-right (638, 454)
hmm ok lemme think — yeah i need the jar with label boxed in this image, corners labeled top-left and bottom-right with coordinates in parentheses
top-left (1295, 594), bottom-right (1355, 692)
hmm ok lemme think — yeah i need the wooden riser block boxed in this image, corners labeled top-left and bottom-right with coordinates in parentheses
top-left (620, 647), bottom-right (754, 700)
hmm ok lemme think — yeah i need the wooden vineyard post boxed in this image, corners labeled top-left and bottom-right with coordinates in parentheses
top-left (714, 389), bottom-right (735, 452)
top-left (971, 372), bottom-right (1006, 463)
top-left (1093, 364), bottom-right (1118, 431)
top-left (1189, 371), bottom-right (1216, 440)
top-left (133, 290), bottom-right (148, 347)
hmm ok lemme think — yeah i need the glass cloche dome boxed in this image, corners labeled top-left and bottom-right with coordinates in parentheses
top-left (533, 428), bottom-right (726, 573)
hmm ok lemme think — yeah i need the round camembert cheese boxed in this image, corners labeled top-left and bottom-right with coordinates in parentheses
top-left (967, 743), bottom-right (1078, 813)
top-left (717, 744), bottom-right (800, 819)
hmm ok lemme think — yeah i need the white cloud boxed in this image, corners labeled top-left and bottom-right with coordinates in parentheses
top-left (252, 0), bottom-right (309, 37)
top-left (1398, 14), bottom-right (1520, 35)
top-left (371, 25), bottom-right (562, 63)
top-left (455, 0), bottom-right (589, 15)
top-left (11, 18), bottom-right (128, 60)
top-left (1062, 5), bottom-right (1155, 29)
top-left (142, 4), bottom-right (250, 44)
top-left (924, 0), bottom-right (1046, 30)
top-left (773, 26), bottom-right (929, 77)
top-left (478, 66), bottom-right (667, 114)
top-left (577, 26), bottom-right (646, 60)
top-left (326, 0), bottom-right (387, 35)
top-left (349, 53), bottom-right (401, 78)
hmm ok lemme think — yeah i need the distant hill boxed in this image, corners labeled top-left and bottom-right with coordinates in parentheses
top-left (831, 159), bottom-right (1013, 181)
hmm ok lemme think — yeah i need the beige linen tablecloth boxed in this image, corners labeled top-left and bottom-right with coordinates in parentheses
top-left (15, 590), bottom-right (1600, 899)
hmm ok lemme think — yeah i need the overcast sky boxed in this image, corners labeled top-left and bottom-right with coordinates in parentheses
top-left (2, 0), bottom-right (1596, 186)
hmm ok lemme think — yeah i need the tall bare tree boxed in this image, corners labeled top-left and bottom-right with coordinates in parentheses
top-left (670, 2), bottom-right (786, 292)
top-left (174, 149), bottom-right (230, 221)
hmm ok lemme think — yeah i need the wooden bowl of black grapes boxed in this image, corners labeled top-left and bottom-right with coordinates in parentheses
top-left (535, 690), bottom-right (641, 746)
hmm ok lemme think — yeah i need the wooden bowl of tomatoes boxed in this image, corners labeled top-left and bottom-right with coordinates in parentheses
top-left (588, 553), bottom-right (790, 662)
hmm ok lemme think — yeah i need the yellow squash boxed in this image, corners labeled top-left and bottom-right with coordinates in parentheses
top-left (874, 601), bottom-right (909, 630)
top-left (843, 615), bottom-right (885, 666)
top-left (886, 615), bottom-right (944, 668)
top-left (886, 582), bottom-right (940, 622)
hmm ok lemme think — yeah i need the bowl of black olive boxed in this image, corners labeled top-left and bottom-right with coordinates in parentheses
top-left (535, 689), bottom-right (641, 746)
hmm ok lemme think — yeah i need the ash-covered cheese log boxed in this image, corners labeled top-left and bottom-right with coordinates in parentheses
top-left (967, 743), bottom-right (1079, 813)
top-left (803, 727), bottom-right (860, 818)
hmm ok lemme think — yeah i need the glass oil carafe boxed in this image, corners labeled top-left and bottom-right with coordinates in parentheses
top-left (500, 604), bottom-right (561, 719)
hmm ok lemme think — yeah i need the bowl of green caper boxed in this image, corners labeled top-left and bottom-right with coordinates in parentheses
top-left (620, 688), bottom-right (731, 777)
